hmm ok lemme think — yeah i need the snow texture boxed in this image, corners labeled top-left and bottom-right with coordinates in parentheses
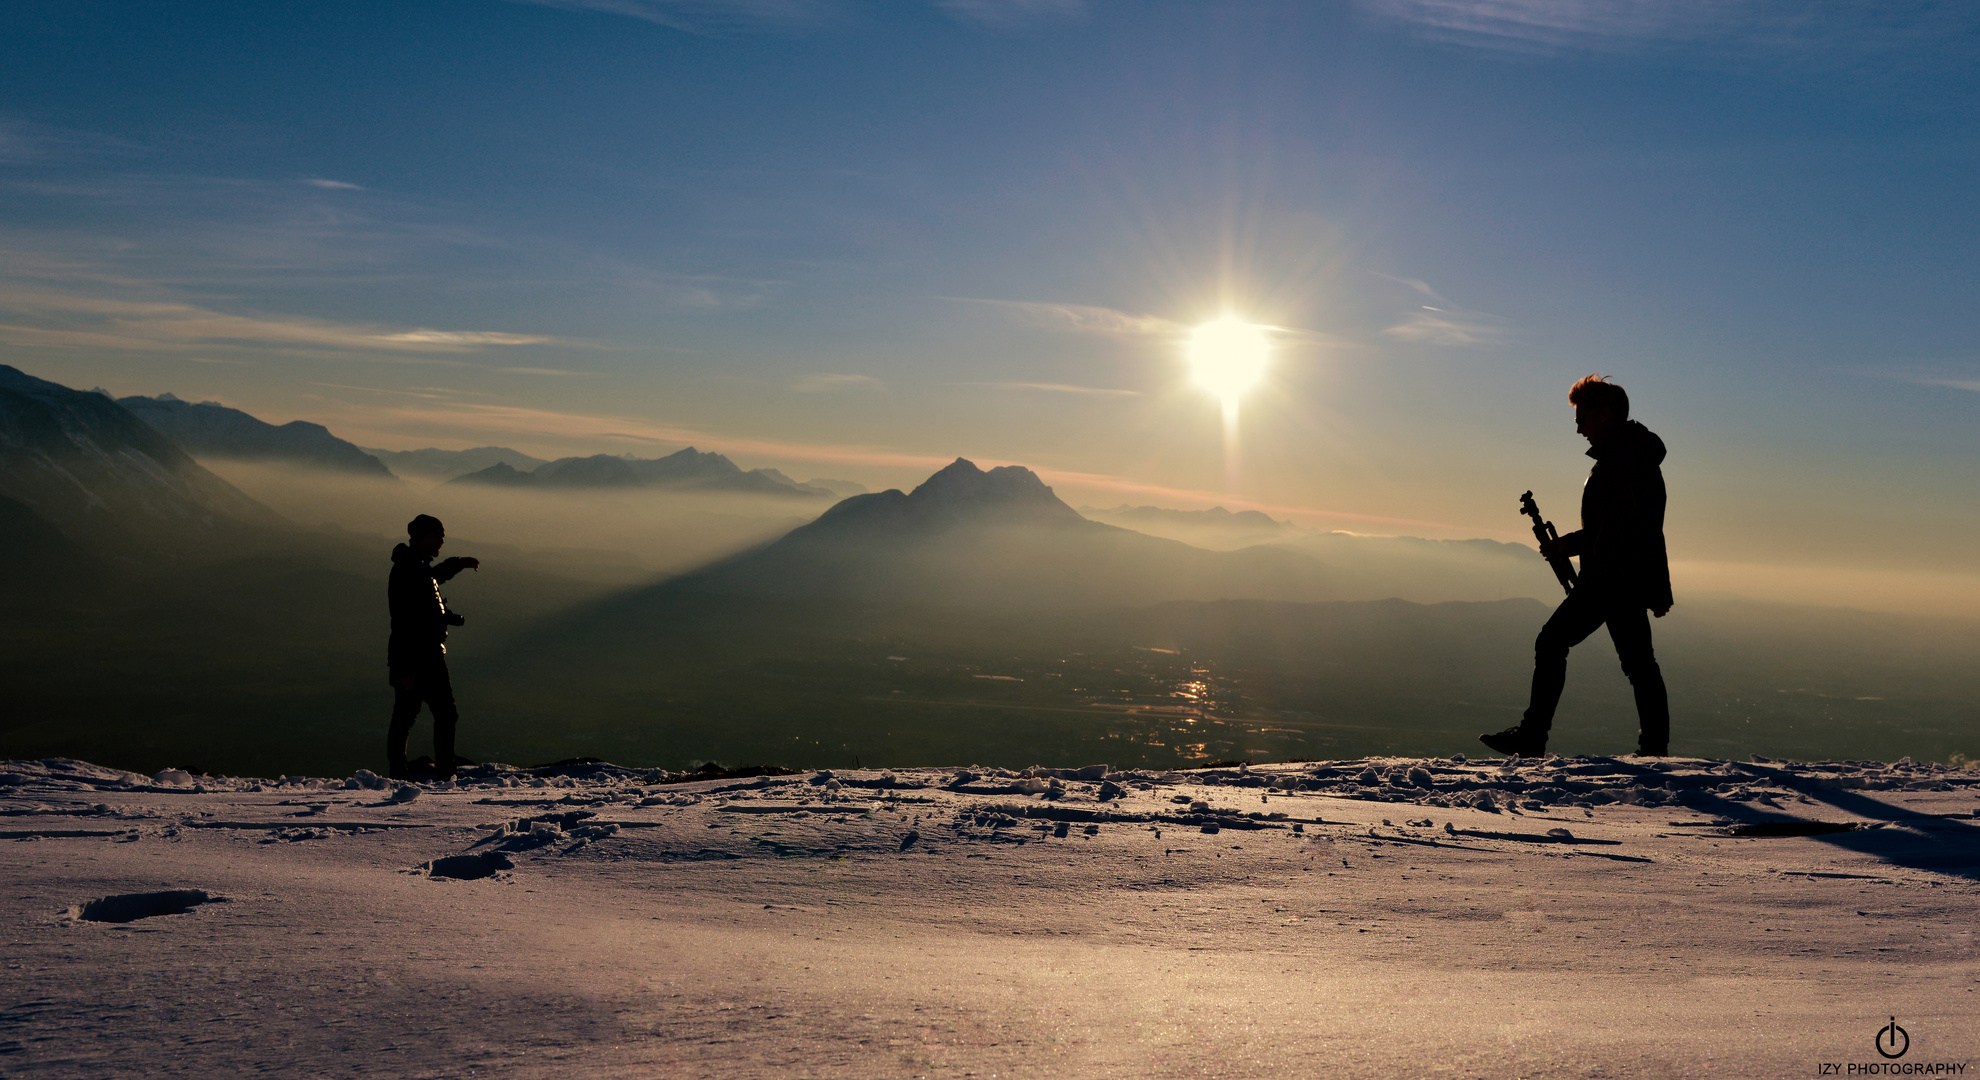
top-left (2, 754), bottom-right (1977, 1076)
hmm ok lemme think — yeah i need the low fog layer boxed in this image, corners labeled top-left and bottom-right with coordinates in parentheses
top-left (204, 461), bottom-right (819, 581)
top-left (5, 368), bottom-right (1976, 779)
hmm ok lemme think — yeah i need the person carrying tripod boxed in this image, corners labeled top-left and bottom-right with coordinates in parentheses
top-left (1482, 375), bottom-right (1672, 758)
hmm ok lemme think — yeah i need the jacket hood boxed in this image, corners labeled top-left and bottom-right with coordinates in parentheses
top-left (391, 542), bottom-right (424, 564)
top-left (1588, 419), bottom-right (1666, 466)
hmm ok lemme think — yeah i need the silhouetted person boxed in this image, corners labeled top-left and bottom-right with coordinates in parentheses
top-left (1483, 376), bottom-right (1672, 758)
top-left (387, 514), bottom-right (478, 781)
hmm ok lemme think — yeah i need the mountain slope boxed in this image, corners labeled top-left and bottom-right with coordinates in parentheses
top-left (118, 394), bottom-right (394, 477)
top-left (0, 366), bottom-right (284, 554)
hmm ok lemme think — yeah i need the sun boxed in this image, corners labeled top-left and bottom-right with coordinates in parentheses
top-left (1186, 316), bottom-right (1272, 413)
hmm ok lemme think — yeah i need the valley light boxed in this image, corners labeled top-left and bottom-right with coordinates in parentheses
top-left (1186, 316), bottom-right (1272, 415)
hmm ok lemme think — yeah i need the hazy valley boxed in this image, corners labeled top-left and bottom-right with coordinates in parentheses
top-left (4, 365), bottom-right (1976, 778)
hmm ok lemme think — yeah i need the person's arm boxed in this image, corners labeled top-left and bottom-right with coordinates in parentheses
top-left (432, 556), bottom-right (480, 582)
top-left (1543, 529), bottom-right (1586, 559)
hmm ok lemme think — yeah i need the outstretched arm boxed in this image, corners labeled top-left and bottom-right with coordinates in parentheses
top-left (432, 556), bottom-right (480, 581)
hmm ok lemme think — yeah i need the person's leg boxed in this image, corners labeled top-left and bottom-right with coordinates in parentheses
top-left (1606, 605), bottom-right (1669, 754)
top-left (1521, 589), bottom-right (1607, 741)
top-left (424, 662), bottom-right (460, 781)
top-left (387, 680), bottom-right (422, 780)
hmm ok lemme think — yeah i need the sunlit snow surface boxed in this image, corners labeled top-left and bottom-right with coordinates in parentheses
top-left (3, 755), bottom-right (1978, 1077)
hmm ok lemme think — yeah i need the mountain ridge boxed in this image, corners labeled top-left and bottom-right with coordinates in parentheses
top-left (449, 447), bottom-right (830, 497)
top-left (0, 365), bottom-right (285, 556)
top-left (362, 445), bottom-right (546, 481)
top-left (117, 393), bottom-right (393, 478)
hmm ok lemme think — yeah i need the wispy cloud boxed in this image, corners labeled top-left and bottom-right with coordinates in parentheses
top-left (377, 329), bottom-right (554, 347)
top-left (0, 286), bottom-right (564, 356)
top-left (506, 0), bottom-right (828, 33)
top-left (792, 372), bottom-right (883, 393)
top-left (946, 297), bottom-right (1184, 338)
top-left (1876, 370), bottom-right (1980, 394)
top-left (1372, 273), bottom-right (1511, 346)
top-left (1382, 306), bottom-right (1513, 346)
top-left (312, 382), bottom-right (459, 400)
top-left (1371, 271), bottom-right (1446, 302)
top-left (1357, 0), bottom-right (1977, 57)
top-left (301, 178), bottom-right (363, 190)
top-left (935, 0), bottom-right (1086, 28)
top-left (0, 115), bottom-right (142, 166)
top-left (965, 381), bottom-right (1138, 397)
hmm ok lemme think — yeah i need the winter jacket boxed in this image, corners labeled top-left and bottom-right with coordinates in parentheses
top-left (1555, 420), bottom-right (1674, 610)
top-left (387, 544), bottom-right (468, 675)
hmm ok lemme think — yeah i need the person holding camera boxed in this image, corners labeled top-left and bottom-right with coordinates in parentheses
top-left (386, 514), bottom-right (479, 781)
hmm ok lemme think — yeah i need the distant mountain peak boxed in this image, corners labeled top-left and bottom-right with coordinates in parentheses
top-left (907, 458), bottom-right (1079, 519)
top-left (780, 457), bottom-right (1087, 545)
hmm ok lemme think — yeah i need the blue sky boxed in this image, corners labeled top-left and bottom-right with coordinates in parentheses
top-left (2, 0), bottom-right (1977, 609)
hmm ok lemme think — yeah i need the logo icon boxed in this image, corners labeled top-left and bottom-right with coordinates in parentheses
top-left (1876, 1017), bottom-right (1910, 1060)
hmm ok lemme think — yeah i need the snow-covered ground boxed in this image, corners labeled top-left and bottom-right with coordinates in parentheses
top-left (3, 755), bottom-right (1977, 1078)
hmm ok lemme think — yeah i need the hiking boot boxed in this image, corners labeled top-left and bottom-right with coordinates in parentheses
top-left (1479, 726), bottom-right (1545, 758)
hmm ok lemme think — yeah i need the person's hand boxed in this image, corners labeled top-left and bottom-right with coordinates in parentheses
top-left (457, 557), bottom-right (479, 571)
top-left (1652, 606), bottom-right (1671, 618)
top-left (1537, 538), bottom-right (1559, 560)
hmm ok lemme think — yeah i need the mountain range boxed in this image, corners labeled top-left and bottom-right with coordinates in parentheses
top-left (117, 394), bottom-right (394, 477)
top-left (449, 448), bottom-right (834, 497)
top-left (1079, 503), bottom-right (1294, 537)
top-left (361, 446), bottom-right (546, 482)
top-left (0, 366), bottom-right (282, 562)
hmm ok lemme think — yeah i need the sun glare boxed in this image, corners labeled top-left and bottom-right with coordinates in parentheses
top-left (1186, 316), bottom-right (1271, 413)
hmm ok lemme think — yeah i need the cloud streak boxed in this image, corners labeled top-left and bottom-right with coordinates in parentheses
top-left (1357, 0), bottom-right (1979, 57)
top-left (965, 381), bottom-right (1138, 397)
top-left (1381, 307), bottom-right (1512, 346)
top-left (935, 0), bottom-right (1086, 28)
top-left (791, 372), bottom-right (883, 393)
top-left (946, 297), bottom-right (1184, 338)
top-left (0, 286), bottom-right (562, 355)
top-left (506, 0), bottom-right (827, 33)
top-left (1889, 373), bottom-right (1980, 394)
